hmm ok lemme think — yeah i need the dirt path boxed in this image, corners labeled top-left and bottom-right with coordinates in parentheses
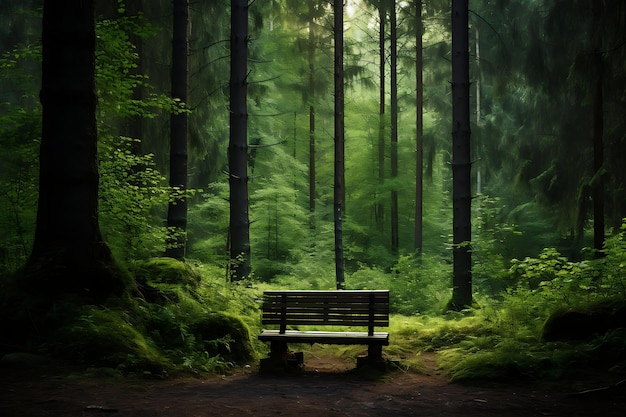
top-left (2, 353), bottom-right (625, 417)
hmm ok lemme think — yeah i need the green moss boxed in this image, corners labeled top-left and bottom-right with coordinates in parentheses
top-left (131, 257), bottom-right (201, 288)
top-left (47, 305), bottom-right (171, 375)
top-left (191, 312), bottom-right (256, 364)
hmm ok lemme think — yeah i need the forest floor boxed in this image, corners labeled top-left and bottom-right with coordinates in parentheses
top-left (2, 352), bottom-right (626, 417)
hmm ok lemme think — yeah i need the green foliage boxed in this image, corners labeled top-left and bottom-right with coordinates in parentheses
top-left (508, 248), bottom-right (597, 311)
top-left (0, 105), bottom-right (39, 272)
top-left (187, 182), bottom-right (230, 264)
top-left (348, 254), bottom-right (451, 315)
top-left (472, 195), bottom-right (520, 295)
top-left (99, 135), bottom-right (169, 261)
top-left (0, 39), bottom-right (41, 272)
top-left (601, 221), bottom-right (626, 297)
top-left (95, 13), bottom-right (184, 124)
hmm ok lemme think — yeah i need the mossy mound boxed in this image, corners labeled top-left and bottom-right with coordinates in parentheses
top-left (146, 293), bottom-right (256, 370)
top-left (46, 305), bottom-right (170, 375)
top-left (130, 258), bottom-right (203, 305)
top-left (542, 299), bottom-right (626, 341)
top-left (190, 312), bottom-right (256, 364)
top-left (131, 257), bottom-right (201, 288)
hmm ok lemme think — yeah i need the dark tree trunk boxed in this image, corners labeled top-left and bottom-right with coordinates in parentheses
top-left (414, 0), bottom-right (424, 253)
top-left (390, 0), bottom-right (399, 253)
top-left (334, 0), bottom-right (345, 289)
top-left (376, 1), bottom-right (386, 232)
top-left (308, 10), bottom-right (316, 219)
top-left (30, 0), bottom-right (124, 301)
top-left (451, 0), bottom-right (472, 309)
top-left (591, 0), bottom-right (605, 259)
top-left (229, 0), bottom-right (251, 280)
top-left (165, 0), bottom-right (190, 260)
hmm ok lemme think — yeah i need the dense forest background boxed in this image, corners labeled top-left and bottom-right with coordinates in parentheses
top-left (1, 0), bottom-right (625, 377)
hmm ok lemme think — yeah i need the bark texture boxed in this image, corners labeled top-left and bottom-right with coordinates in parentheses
top-left (30, 0), bottom-right (125, 301)
top-left (165, 0), bottom-right (190, 260)
top-left (376, 1), bottom-right (386, 232)
top-left (591, 0), bottom-right (605, 258)
top-left (390, 0), bottom-right (399, 253)
top-left (334, 0), bottom-right (345, 289)
top-left (229, 0), bottom-right (251, 280)
top-left (451, 0), bottom-right (472, 309)
top-left (414, 0), bottom-right (424, 253)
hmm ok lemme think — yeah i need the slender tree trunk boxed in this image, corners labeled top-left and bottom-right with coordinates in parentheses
top-left (376, 1), bottom-right (386, 232)
top-left (475, 26), bottom-right (482, 195)
top-left (334, 0), bottom-right (345, 289)
top-left (592, 0), bottom-right (605, 258)
top-left (414, 0), bottom-right (424, 253)
top-left (390, 0), bottom-right (399, 253)
top-left (31, 0), bottom-right (124, 301)
top-left (308, 11), bottom-right (316, 219)
top-left (165, 0), bottom-right (190, 260)
top-left (451, 0), bottom-right (472, 309)
top-left (229, 0), bottom-right (251, 280)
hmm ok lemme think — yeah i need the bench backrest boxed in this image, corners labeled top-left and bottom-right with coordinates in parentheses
top-left (261, 290), bottom-right (389, 336)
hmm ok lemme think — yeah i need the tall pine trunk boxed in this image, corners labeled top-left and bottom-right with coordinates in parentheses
top-left (414, 0), bottom-right (424, 253)
top-left (308, 9), bottom-right (316, 220)
top-left (390, 0), bottom-right (399, 253)
top-left (475, 27), bottom-right (482, 195)
top-left (165, 0), bottom-right (190, 260)
top-left (376, 1), bottom-right (386, 232)
top-left (30, 0), bottom-right (124, 301)
top-left (334, 0), bottom-right (345, 289)
top-left (451, 0), bottom-right (472, 309)
top-left (229, 0), bottom-right (251, 280)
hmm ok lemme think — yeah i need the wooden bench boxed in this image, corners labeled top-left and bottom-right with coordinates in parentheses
top-left (258, 290), bottom-right (389, 369)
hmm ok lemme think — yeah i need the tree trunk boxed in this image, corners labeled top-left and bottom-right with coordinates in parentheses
top-left (414, 0), bottom-right (424, 253)
top-left (376, 1), bottom-right (386, 232)
top-left (390, 0), bottom-right (399, 254)
top-left (229, 0), bottom-right (251, 280)
top-left (591, 0), bottom-right (605, 259)
top-left (475, 26), bottom-right (482, 195)
top-left (165, 0), bottom-right (190, 260)
top-left (334, 0), bottom-right (345, 289)
top-left (30, 0), bottom-right (124, 301)
top-left (451, 0), bottom-right (472, 309)
top-left (308, 9), bottom-right (316, 220)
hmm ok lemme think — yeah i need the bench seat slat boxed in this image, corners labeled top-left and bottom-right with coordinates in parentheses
top-left (262, 307), bottom-right (389, 315)
top-left (263, 301), bottom-right (388, 308)
top-left (262, 319), bottom-right (390, 327)
top-left (262, 312), bottom-right (388, 318)
top-left (258, 330), bottom-right (389, 345)
top-left (263, 290), bottom-right (389, 295)
top-left (263, 294), bottom-right (389, 300)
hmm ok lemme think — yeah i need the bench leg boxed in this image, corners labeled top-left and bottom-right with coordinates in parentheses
top-left (357, 343), bottom-right (386, 370)
top-left (368, 343), bottom-right (383, 360)
top-left (259, 341), bottom-right (304, 373)
top-left (269, 341), bottom-right (288, 358)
